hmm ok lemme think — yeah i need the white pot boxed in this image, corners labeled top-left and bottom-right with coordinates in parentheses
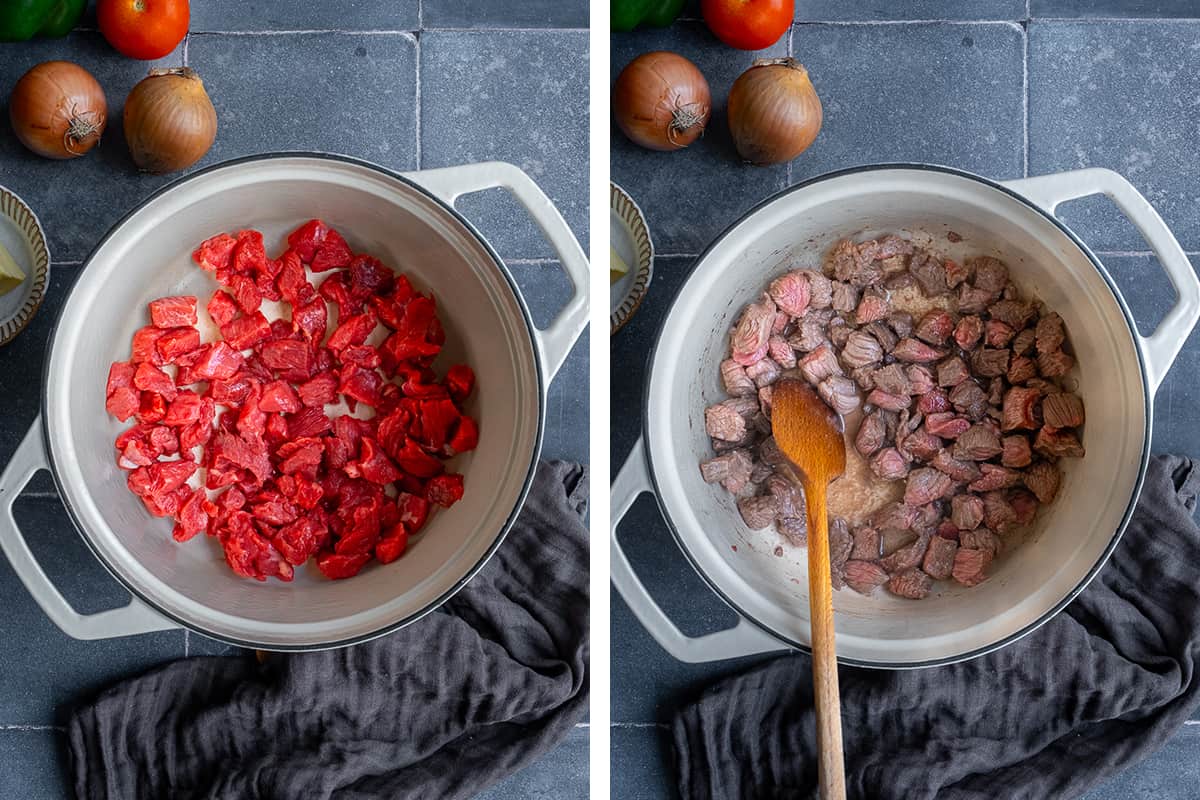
top-left (612, 165), bottom-right (1200, 668)
top-left (0, 154), bottom-right (588, 650)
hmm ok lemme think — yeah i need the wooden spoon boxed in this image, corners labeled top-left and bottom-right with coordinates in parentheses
top-left (771, 378), bottom-right (847, 800)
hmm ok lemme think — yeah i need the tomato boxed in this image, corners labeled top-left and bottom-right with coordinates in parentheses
top-left (97, 0), bottom-right (189, 60)
top-left (701, 0), bottom-right (793, 51)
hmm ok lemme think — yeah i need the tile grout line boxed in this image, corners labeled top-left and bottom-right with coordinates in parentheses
top-left (414, 32), bottom-right (423, 169)
top-left (184, 629), bottom-right (190, 657)
top-left (417, 0), bottom-right (424, 31)
top-left (1021, 21), bottom-right (1029, 178)
top-left (0, 725), bottom-right (66, 732)
top-left (182, 32), bottom-right (190, 65)
top-left (610, 722), bottom-right (670, 729)
top-left (184, 27), bottom-right (586, 36)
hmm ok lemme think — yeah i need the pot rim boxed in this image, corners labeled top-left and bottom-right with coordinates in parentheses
top-left (39, 151), bottom-right (546, 651)
top-left (641, 162), bottom-right (1151, 669)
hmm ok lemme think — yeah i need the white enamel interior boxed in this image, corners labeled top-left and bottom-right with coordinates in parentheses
top-left (645, 168), bottom-right (1148, 666)
top-left (44, 156), bottom-right (542, 648)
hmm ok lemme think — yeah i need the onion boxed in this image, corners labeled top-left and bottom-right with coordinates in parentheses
top-left (9, 61), bottom-right (107, 160)
top-left (613, 51), bottom-right (710, 151)
top-left (124, 67), bottom-right (218, 174)
top-left (728, 58), bottom-right (823, 165)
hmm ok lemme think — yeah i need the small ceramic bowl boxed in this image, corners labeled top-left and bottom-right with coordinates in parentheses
top-left (0, 186), bottom-right (50, 346)
top-left (610, 182), bottom-right (653, 334)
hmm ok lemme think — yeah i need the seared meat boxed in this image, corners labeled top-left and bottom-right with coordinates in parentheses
top-left (970, 256), bottom-right (1009, 293)
top-left (819, 376), bottom-right (861, 415)
top-left (737, 495), bottom-right (778, 529)
top-left (918, 389), bottom-right (951, 415)
top-left (922, 536), bottom-right (959, 581)
top-left (870, 447), bottom-right (910, 481)
top-left (1001, 435), bottom-right (1032, 468)
top-left (1034, 426), bottom-right (1085, 458)
top-left (856, 291), bottom-right (890, 324)
top-left (855, 410), bottom-right (888, 457)
top-left (958, 284), bottom-right (995, 314)
top-left (864, 320), bottom-right (899, 352)
top-left (1001, 386), bottom-right (1042, 431)
top-left (720, 358), bottom-right (756, 396)
top-left (881, 531), bottom-right (932, 573)
top-left (910, 251), bottom-right (950, 296)
top-left (842, 331), bottom-right (884, 369)
top-left (873, 363), bottom-right (913, 396)
top-left (906, 365), bottom-right (936, 395)
top-left (849, 526), bottom-right (882, 560)
top-left (970, 347), bottom-right (1010, 378)
top-left (745, 357), bottom-right (781, 388)
top-left (700, 449), bottom-right (754, 486)
top-left (953, 424), bottom-right (1003, 461)
top-left (988, 299), bottom-right (1036, 330)
top-left (888, 569), bottom-right (934, 599)
top-left (951, 493), bottom-right (985, 530)
top-left (768, 271), bottom-right (811, 317)
top-left (904, 468), bottom-right (953, 505)
top-left (893, 338), bottom-right (946, 363)
top-left (799, 343), bottom-right (843, 385)
top-left (705, 397), bottom-right (759, 441)
top-left (1011, 327), bottom-right (1036, 356)
top-left (915, 310), bottom-right (956, 346)
top-left (1024, 460), bottom-right (1061, 504)
top-left (1007, 355), bottom-right (1037, 385)
top-left (930, 449), bottom-right (982, 483)
top-left (968, 464), bottom-right (1022, 492)
top-left (952, 547), bottom-right (992, 587)
top-left (767, 336), bottom-right (797, 369)
top-left (949, 380), bottom-right (990, 421)
top-left (1037, 348), bottom-right (1075, 378)
top-left (982, 491), bottom-right (1018, 533)
top-left (730, 293), bottom-right (776, 366)
top-left (778, 517), bottom-right (807, 546)
top-left (1035, 312), bottom-right (1065, 354)
top-left (899, 427), bottom-right (944, 462)
top-left (925, 413), bottom-right (972, 439)
top-left (867, 388), bottom-right (911, 413)
top-left (844, 560), bottom-right (890, 595)
top-left (954, 315), bottom-right (985, 350)
top-left (960, 528), bottom-right (1001, 558)
top-left (1042, 392), bottom-right (1085, 428)
top-left (767, 472), bottom-right (805, 520)
top-left (937, 356), bottom-right (970, 388)
top-left (887, 312), bottom-right (914, 339)
top-left (831, 281), bottom-right (860, 313)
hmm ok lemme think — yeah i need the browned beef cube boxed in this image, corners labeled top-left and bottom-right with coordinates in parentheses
top-left (767, 336), bottom-right (797, 369)
top-left (989, 300), bottom-right (1036, 330)
top-left (880, 255), bottom-right (909, 276)
top-left (777, 517), bottom-right (807, 547)
top-left (982, 491), bottom-right (1018, 533)
top-left (958, 284), bottom-right (995, 314)
top-left (922, 536), bottom-right (958, 580)
top-left (985, 319), bottom-right (1016, 347)
top-left (960, 528), bottom-right (1001, 557)
top-left (893, 338), bottom-right (946, 363)
top-left (1002, 386), bottom-right (1043, 431)
top-left (829, 518), bottom-right (853, 589)
top-left (854, 411), bottom-right (888, 458)
top-left (829, 319), bottom-right (853, 349)
top-left (842, 331), bottom-right (883, 369)
top-left (888, 569), bottom-right (934, 599)
top-left (952, 548), bottom-right (992, 587)
top-left (705, 397), bottom-right (760, 442)
top-left (871, 502), bottom-right (919, 532)
top-left (951, 493), bottom-right (985, 530)
top-left (936, 519), bottom-right (960, 540)
top-left (746, 357), bottom-right (781, 389)
top-left (877, 234), bottom-right (914, 258)
top-left (954, 315), bottom-right (985, 350)
top-left (906, 365), bottom-right (935, 395)
top-left (945, 258), bottom-right (970, 288)
top-left (851, 365), bottom-right (877, 392)
top-left (915, 310), bottom-right (956, 346)
top-left (968, 464), bottom-right (1022, 492)
top-left (1025, 460), bottom-right (1062, 503)
top-left (767, 472), bottom-right (805, 519)
top-left (750, 460), bottom-right (773, 484)
top-left (864, 320), bottom-right (899, 352)
top-left (866, 388), bottom-right (911, 413)
top-left (1035, 312), bottom-right (1065, 354)
top-left (1038, 349), bottom-right (1075, 378)
top-left (1011, 327), bottom-right (1036, 356)
top-left (819, 376), bottom-right (861, 415)
top-left (953, 424), bottom-right (1003, 461)
top-left (970, 256), bottom-right (1009, 293)
top-left (970, 347), bottom-right (1010, 378)
top-left (831, 281), bottom-right (860, 313)
top-left (1042, 392), bottom-right (1085, 428)
top-left (786, 319), bottom-right (823, 354)
top-left (910, 251), bottom-right (950, 296)
top-left (700, 449), bottom-right (754, 486)
top-left (881, 531), bottom-right (932, 573)
top-left (904, 468), bottom-right (953, 505)
top-left (930, 449), bottom-right (982, 483)
top-left (1010, 488), bottom-right (1039, 524)
top-left (730, 293), bottom-right (777, 366)
top-left (899, 427), bottom-right (944, 462)
top-left (950, 380), bottom-right (990, 420)
top-left (768, 271), bottom-right (812, 317)
top-left (759, 436), bottom-right (787, 467)
top-left (873, 363), bottom-right (912, 396)
top-left (720, 358), bottom-right (756, 397)
top-left (844, 560), bottom-right (890, 595)
top-left (870, 447), bottom-right (910, 481)
top-left (887, 272), bottom-right (919, 292)
top-left (938, 356), bottom-right (970, 387)
top-left (1001, 435), bottom-right (1032, 468)
top-left (856, 291), bottom-right (890, 324)
top-left (737, 495), bottom-right (778, 529)
top-left (888, 312), bottom-right (914, 339)
top-left (1007, 355), bottom-right (1037, 384)
top-left (987, 377), bottom-right (1005, 407)
top-left (1034, 427), bottom-right (1085, 459)
top-left (850, 526), bottom-right (882, 560)
top-left (925, 413), bottom-right (972, 439)
top-left (918, 389), bottom-right (951, 415)
top-left (799, 343), bottom-right (843, 385)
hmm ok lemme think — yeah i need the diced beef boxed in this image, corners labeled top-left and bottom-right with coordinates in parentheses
top-left (953, 424), bottom-right (1003, 461)
top-left (818, 376), bottom-right (861, 415)
top-left (149, 296), bottom-right (198, 328)
top-left (952, 547), bottom-right (992, 587)
top-left (1034, 427), bottom-right (1085, 459)
top-left (899, 427), bottom-right (943, 462)
top-left (789, 314), bottom-right (830, 353)
top-left (1012, 328), bottom-right (1037, 356)
top-left (872, 363), bottom-right (912, 396)
top-left (1037, 349), bottom-right (1075, 378)
top-left (906, 365), bottom-right (935, 396)
top-left (768, 336), bottom-right (797, 369)
top-left (880, 530), bottom-right (931, 574)
top-left (925, 413), bottom-right (971, 440)
top-left (887, 312), bottom-right (914, 339)
top-left (777, 517), bottom-right (807, 547)
top-left (768, 271), bottom-right (811, 316)
top-left (855, 291), bottom-right (890, 325)
top-left (751, 459), bottom-right (773, 484)
top-left (866, 388), bottom-right (910, 413)
top-left (844, 560), bottom-right (890, 595)
top-left (700, 449), bottom-right (754, 486)
top-left (982, 491), bottom-right (1018, 533)
top-left (1002, 386), bottom-right (1042, 431)
top-left (799, 343), bottom-right (843, 385)
top-left (909, 251), bottom-right (950, 296)
top-left (1025, 461), bottom-right (1062, 503)
top-left (968, 464), bottom-right (1022, 492)
top-left (957, 284), bottom-right (994, 315)
top-left (949, 380), bottom-right (989, 421)
top-left (960, 528), bottom-right (1001, 558)
top-left (829, 239), bottom-right (884, 287)
top-left (705, 398), bottom-right (758, 442)
top-left (855, 411), bottom-right (888, 457)
top-left (985, 319), bottom-right (1016, 348)
top-left (1001, 435), bottom-right (1032, 468)
top-left (870, 448), bottom-right (910, 481)
top-left (849, 526), bottom-right (881, 560)
top-left (1036, 312), bottom-right (1065, 354)
top-left (954, 315), bottom-right (984, 350)
top-left (863, 320), bottom-right (899, 352)
top-left (915, 310), bottom-right (955, 346)
top-left (937, 356), bottom-right (970, 387)
top-left (842, 331), bottom-right (883, 369)
top-left (922, 535), bottom-right (958, 580)
top-left (871, 503), bottom-right (919, 533)
top-left (720, 358), bottom-right (756, 397)
top-left (759, 436), bottom-right (787, 467)
top-left (1042, 392), bottom-right (1084, 428)
top-left (970, 347), bottom-right (1010, 378)
top-left (917, 389), bottom-right (950, 415)
top-left (831, 281), bottom-right (859, 313)
top-left (930, 449), bottom-right (982, 483)
top-left (801, 270), bottom-right (833, 309)
top-left (829, 518), bottom-right (854, 588)
top-left (758, 386), bottom-right (774, 416)
top-left (1010, 488), bottom-right (1039, 525)
top-left (737, 495), bottom-right (778, 529)
top-left (766, 472), bottom-right (805, 520)
top-left (888, 569), bottom-right (933, 599)
top-left (951, 494), bottom-right (984, 530)
top-left (989, 300), bottom-right (1036, 330)
top-left (893, 338), bottom-right (946, 363)
top-left (746, 357), bottom-right (781, 388)
top-left (970, 256), bottom-right (1009, 293)
top-left (944, 258), bottom-right (970, 288)
top-left (905, 468), bottom-right (953, 505)
top-left (1007, 355), bottom-right (1037, 385)
top-left (730, 293), bottom-right (776, 366)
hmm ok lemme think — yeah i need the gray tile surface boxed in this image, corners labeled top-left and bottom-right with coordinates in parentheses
top-left (1032, 0), bottom-right (1200, 17)
top-left (611, 727), bottom-right (677, 800)
top-left (190, 1), bottom-right (420, 31)
top-left (797, 0), bottom-right (1027, 20)
top-left (188, 32), bottom-right (419, 171)
top-left (421, 30), bottom-right (590, 260)
top-left (424, 0), bottom-right (589, 29)
top-left (1081, 725), bottom-right (1200, 799)
top-left (0, 730), bottom-right (70, 800)
top-left (1029, 20), bottom-right (1200, 252)
top-left (477, 725), bottom-right (590, 799)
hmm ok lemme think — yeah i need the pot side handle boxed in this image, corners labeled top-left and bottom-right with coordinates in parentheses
top-left (1003, 168), bottom-right (1200, 394)
top-left (0, 419), bottom-right (177, 640)
top-left (611, 438), bottom-right (783, 663)
top-left (404, 162), bottom-right (589, 382)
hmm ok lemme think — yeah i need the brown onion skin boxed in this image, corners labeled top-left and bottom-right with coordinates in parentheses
top-left (9, 61), bottom-right (107, 160)
top-left (613, 51), bottom-right (711, 152)
top-left (728, 58), bottom-right (823, 165)
top-left (125, 67), bottom-right (218, 174)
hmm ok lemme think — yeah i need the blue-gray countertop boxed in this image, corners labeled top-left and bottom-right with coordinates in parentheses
top-left (0, 2), bottom-right (588, 797)
top-left (611, 2), bottom-right (1200, 797)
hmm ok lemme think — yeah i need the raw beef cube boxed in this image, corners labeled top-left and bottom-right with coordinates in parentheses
top-left (156, 327), bottom-right (201, 363)
top-left (192, 342), bottom-right (245, 381)
top-left (220, 312), bottom-right (272, 351)
top-left (133, 362), bottom-right (178, 400)
top-left (149, 296), bottom-right (197, 328)
top-left (207, 290), bottom-right (239, 327)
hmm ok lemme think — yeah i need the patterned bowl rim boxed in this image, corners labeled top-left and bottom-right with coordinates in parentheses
top-left (610, 181), bottom-right (654, 334)
top-left (0, 185), bottom-right (51, 347)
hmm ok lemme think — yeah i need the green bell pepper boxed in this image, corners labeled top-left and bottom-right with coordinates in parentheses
top-left (612, 0), bottom-right (687, 31)
top-left (0, 0), bottom-right (87, 42)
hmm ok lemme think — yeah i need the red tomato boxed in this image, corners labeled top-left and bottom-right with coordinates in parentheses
top-left (701, 0), bottom-right (793, 51)
top-left (97, 0), bottom-right (189, 60)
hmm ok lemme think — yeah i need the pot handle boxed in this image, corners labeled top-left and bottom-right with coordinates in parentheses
top-left (1003, 168), bottom-right (1200, 393)
top-left (611, 438), bottom-right (783, 663)
top-left (0, 419), bottom-right (177, 640)
top-left (404, 161), bottom-right (589, 381)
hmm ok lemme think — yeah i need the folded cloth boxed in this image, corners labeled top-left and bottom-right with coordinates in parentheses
top-left (68, 461), bottom-right (589, 800)
top-left (673, 454), bottom-right (1200, 800)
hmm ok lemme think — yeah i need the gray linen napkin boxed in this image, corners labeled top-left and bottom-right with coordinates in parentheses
top-left (67, 461), bottom-right (589, 800)
top-left (673, 454), bottom-right (1200, 800)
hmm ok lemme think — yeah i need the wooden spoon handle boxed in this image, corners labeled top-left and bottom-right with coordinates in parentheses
top-left (805, 483), bottom-right (846, 800)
